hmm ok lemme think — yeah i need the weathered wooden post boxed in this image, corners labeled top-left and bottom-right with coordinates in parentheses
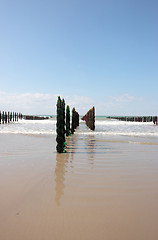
top-left (153, 116), bottom-right (157, 125)
top-left (10, 112), bottom-right (12, 122)
top-left (66, 105), bottom-right (71, 136)
top-left (8, 112), bottom-right (10, 123)
top-left (5, 112), bottom-right (7, 124)
top-left (91, 106), bottom-right (95, 130)
top-left (75, 111), bottom-right (79, 128)
top-left (153, 116), bottom-right (155, 124)
top-left (62, 99), bottom-right (66, 147)
top-left (143, 117), bottom-right (146, 122)
top-left (56, 96), bottom-right (66, 153)
top-left (2, 111), bottom-right (4, 124)
top-left (81, 106), bottom-right (95, 130)
top-left (71, 108), bottom-right (75, 134)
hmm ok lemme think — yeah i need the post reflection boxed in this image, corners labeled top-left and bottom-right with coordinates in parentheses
top-left (55, 152), bottom-right (69, 206)
top-left (87, 135), bottom-right (96, 167)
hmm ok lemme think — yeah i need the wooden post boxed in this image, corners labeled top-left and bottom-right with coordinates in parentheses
top-left (13, 112), bottom-right (14, 122)
top-left (5, 112), bottom-right (7, 124)
top-left (15, 112), bottom-right (16, 121)
top-left (156, 116), bottom-right (158, 125)
top-left (17, 113), bottom-right (18, 121)
top-left (8, 112), bottom-right (10, 123)
top-left (2, 111), bottom-right (4, 124)
top-left (10, 112), bottom-right (12, 122)
top-left (0, 111), bottom-right (1, 124)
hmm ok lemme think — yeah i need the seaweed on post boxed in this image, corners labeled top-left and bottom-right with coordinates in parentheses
top-left (66, 105), bottom-right (71, 136)
top-left (56, 96), bottom-right (66, 153)
top-left (71, 108), bottom-right (79, 134)
top-left (71, 107), bottom-right (75, 134)
top-left (61, 98), bottom-right (66, 150)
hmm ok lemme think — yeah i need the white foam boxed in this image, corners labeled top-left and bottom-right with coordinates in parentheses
top-left (0, 118), bottom-right (158, 138)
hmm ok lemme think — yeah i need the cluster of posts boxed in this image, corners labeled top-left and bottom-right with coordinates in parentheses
top-left (56, 96), bottom-right (79, 153)
top-left (23, 115), bottom-right (49, 120)
top-left (107, 116), bottom-right (158, 125)
top-left (0, 111), bottom-right (23, 124)
top-left (81, 107), bottom-right (95, 130)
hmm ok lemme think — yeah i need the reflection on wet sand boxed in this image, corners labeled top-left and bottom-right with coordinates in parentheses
top-left (87, 135), bottom-right (95, 167)
top-left (55, 152), bottom-right (69, 206)
top-left (54, 135), bottom-right (100, 206)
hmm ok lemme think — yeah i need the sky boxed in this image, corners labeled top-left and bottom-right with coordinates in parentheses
top-left (0, 0), bottom-right (158, 115)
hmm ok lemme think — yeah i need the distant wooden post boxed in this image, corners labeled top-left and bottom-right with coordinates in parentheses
top-left (15, 112), bottom-right (17, 121)
top-left (5, 112), bottom-right (7, 124)
top-left (8, 112), bottom-right (10, 123)
top-left (10, 112), bottom-right (12, 122)
top-left (17, 113), bottom-right (18, 121)
top-left (13, 112), bottom-right (14, 122)
top-left (2, 111), bottom-right (4, 124)
top-left (0, 111), bottom-right (1, 124)
top-left (143, 117), bottom-right (146, 122)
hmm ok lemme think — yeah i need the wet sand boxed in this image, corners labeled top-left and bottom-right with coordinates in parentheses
top-left (0, 133), bottom-right (158, 240)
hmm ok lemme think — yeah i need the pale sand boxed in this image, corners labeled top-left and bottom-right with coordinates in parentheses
top-left (0, 133), bottom-right (158, 240)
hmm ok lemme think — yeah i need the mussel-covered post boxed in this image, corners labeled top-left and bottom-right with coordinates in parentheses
top-left (71, 108), bottom-right (75, 134)
top-left (74, 111), bottom-right (79, 129)
top-left (66, 105), bottom-right (71, 136)
top-left (61, 99), bottom-right (66, 147)
top-left (71, 108), bottom-right (79, 134)
top-left (56, 96), bottom-right (66, 153)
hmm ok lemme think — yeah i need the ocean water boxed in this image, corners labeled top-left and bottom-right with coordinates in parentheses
top-left (0, 116), bottom-right (158, 140)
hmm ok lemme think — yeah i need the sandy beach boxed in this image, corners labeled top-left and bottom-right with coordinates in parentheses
top-left (0, 132), bottom-right (158, 240)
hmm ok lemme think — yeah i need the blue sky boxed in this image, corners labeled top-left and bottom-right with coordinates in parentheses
top-left (0, 0), bottom-right (158, 115)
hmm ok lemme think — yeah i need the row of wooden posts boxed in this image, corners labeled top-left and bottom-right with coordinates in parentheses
top-left (107, 116), bottom-right (158, 125)
top-left (0, 111), bottom-right (23, 124)
top-left (56, 96), bottom-right (80, 153)
top-left (81, 107), bottom-right (95, 130)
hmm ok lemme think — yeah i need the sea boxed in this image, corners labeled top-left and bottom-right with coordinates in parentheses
top-left (0, 116), bottom-right (158, 142)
